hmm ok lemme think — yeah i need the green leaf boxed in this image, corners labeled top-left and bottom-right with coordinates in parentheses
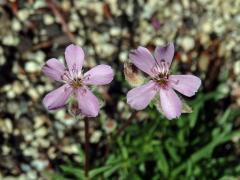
top-left (104, 163), bottom-right (123, 178)
top-left (60, 165), bottom-right (84, 179)
top-left (156, 148), bottom-right (169, 177)
top-left (89, 166), bottom-right (112, 178)
top-left (171, 130), bottom-right (240, 178)
top-left (165, 140), bottom-right (181, 163)
top-left (219, 176), bottom-right (238, 180)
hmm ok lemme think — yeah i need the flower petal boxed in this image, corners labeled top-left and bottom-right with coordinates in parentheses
top-left (159, 87), bottom-right (182, 120)
top-left (154, 42), bottom-right (174, 66)
top-left (43, 84), bottom-right (72, 110)
top-left (169, 75), bottom-right (201, 97)
top-left (76, 87), bottom-right (100, 117)
top-left (127, 80), bottom-right (157, 110)
top-left (65, 44), bottom-right (84, 71)
top-left (129, 47), bottom-right (155, 76)
top-left (83, 65), bottom-right (114, 85)
top-left (42, 58), bottom-right (66, 81)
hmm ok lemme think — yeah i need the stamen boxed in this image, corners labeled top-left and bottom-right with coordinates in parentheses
top-left (159, 60), bottom-right (169, 76)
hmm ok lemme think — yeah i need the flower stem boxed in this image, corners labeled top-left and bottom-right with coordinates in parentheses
top-left (84, 117), bottom-right (90, 179)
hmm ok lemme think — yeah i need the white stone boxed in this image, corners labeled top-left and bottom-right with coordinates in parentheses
top-left (17, 10), bottom-right (30, 21)
top-left (68, 22), bottom-right (77, 32)
top-left (182, 0), bottom-right (190, 9)
top-left (23, 147), bottom-right (38, 158)
top-left (13, 81), bottom-right (24, 95)
top-left (97, 43), bottom-right (115, 57)
top-left (110, 27), bottom-right (121, 36)
top-left (28, 88), bottom-right (39, 100)
top-left (119, 51), bottom-right (128, 62)
top-left (33, 0), bottom-right (46, 9)
top-left (2, 145), bottom-right (10, 155)
top-left (2, 35), bottom-right (19, 46)
top-left (180, 36), bottom-right (195, 51)
top-left (25, 61), bottom-right (40, 73)
top-left (26, 171), bottom-right (37, 179)
top-left (37, 138), bottom-right (50, 148)
top-left (90, 130), bottom-right (102, 143)
top-left (36, 85), bottom-right (45, 94)
top-left (5, 119), bottom-right (13, 133)
top-left (12, 18), bottom-right (22, 31)
top-left (25, 134), bottom-right (33, 141)
top-left (62, 0), bottom-right (71, 11)
top-left (55, 109), bottom-right (66, 121)
top-left (34, 127), bottom-right (48, 137)
top-left (234, 61), bottom-right (240, 75)
top-left (43, 14), bottom-right (55, 25)
top-left (172, 3), bottom-right (182, 13)
top-left (201, 21), bottom-right (212, 33)
top-left (7, 91), bottom-right (15, 99)
top-left (181, 53), bottom-right (188, 63)
top-left (62, 144), bottom-right (79, 154)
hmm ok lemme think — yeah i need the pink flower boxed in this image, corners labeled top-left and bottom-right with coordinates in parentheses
top-left (42, 44), bottom-right (114, 117)
top-left (127, 43), bottom-right (201, 120)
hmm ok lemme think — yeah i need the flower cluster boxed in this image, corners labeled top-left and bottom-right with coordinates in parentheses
top-left (42, 43), bottom-right (201, 120)
top-left (42, 44), bottom-right (113, 117)
top-left (127, 43), bottom-right (201, 119)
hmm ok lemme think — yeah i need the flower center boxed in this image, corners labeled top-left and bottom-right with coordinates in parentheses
top-left (61, 67), bottom-right (84, 89)
top-left (154, 77), bottom-right (169, 87)
top-left (151, 60), bottom-right (170, 87)
top-left (70, 78), bottom-right (83, 88)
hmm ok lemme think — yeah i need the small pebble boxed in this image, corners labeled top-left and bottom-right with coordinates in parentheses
top-left (234, 61), bottom-right (240, 75)
top-left (34, 127), bottom-right (48, 137)
top-left (12, 18), bottom-right (22, 32)
top-left (17, 10), bottom-right (30, 21)
top-left (90, 130), bottom-right (102, 143)
top-left (179, 36), bottom-right (195, 51)
top-left (31, 159), bottom-right (49, 171)
top-left (25, 62), bottom-right (40, 73)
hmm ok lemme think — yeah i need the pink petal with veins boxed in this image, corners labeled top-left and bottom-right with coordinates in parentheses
top-left (129, 47), bottom-right (156, 76)
top-left (154, 42), bottom-right (174, 67)
top-left (76, 87), bottom-right (100, 117)
top-left (127, 80), bottom-right (157, 110)
top-left (43, 84), bottom-right (72, 110)
top-left (42, 58), bottom-right (66, 81)
top-left (169, 75), bottom-right (201, 97)
top-left (65, 44), bottom-right (85, 71)
top-left (83, 65), bottom-right (114, 85)
top-left (159, 87), bottom-right (182, 120)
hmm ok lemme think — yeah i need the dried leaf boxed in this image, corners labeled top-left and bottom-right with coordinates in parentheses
top-left (124, 62), bottom-right (144, 87)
